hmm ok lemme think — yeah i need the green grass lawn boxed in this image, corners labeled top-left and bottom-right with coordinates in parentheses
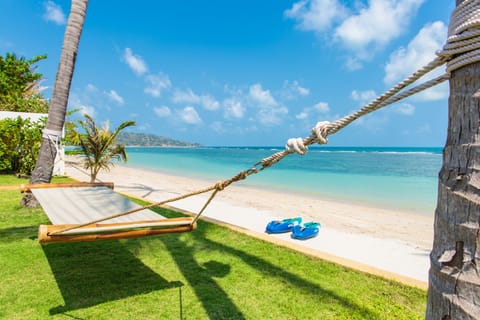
top-left (0, 174), bottom-right (427, 319)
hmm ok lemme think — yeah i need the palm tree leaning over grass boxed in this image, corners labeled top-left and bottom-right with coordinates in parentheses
top-left (22, 0), bottom-right (89, 207)
top-left (68, 114), bottom-right (135, 183)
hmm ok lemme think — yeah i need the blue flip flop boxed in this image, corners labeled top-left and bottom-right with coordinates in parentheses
top-left (291, 222), bottom-right (321, 240)
top-left (265, 217), bottom-right (302, 234)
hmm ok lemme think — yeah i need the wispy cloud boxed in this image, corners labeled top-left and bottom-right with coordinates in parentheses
top-left (144, 73), bottom-right (171, 97)
top-left (43, 1), bottom-right (66, 25)
top-left (296, 101), bottom-right (329, 120)
top-left (351, 89), bottom-right (377, 105)
top-left (247, 83), bottom-right (290, 125)
top-left (123, 48), bottom-right (148, 76)
top-left (393, 103), bottom-right (415, 115)
top-left (179, 106), bottom-right (202, 124)
top-left (281, 80), bottom-right (310, 100)
top-left (68, 92), bottom-right (96, 117)
top-left (249, 83), bottom-right (277, 106)
top-left (257, 105), bottom-right (288, 125)
top-left (153, 105), bottom-right (172, 117)
top-left (223, 98), bottom-right (245, 119)
top-left (284, 0), bottom-right (346, 32)
top-left (172, 89), bottom-right (220, 110)
top-left (105, 90), bottom-right (125, 105)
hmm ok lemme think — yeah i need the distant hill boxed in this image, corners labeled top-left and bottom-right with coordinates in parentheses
top-left (117, 132), bottom-right (200, 147)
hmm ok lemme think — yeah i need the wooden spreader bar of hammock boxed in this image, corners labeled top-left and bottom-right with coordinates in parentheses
top-left (38, 218), bottom-right (196, 244)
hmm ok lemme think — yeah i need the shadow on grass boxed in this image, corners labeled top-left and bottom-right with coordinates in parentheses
top-left (42, 241), bottom-right (181, 315)
top-left (159, 234), bottom-right (244, 319)
top-left (157, 218), bottom-right (379, 320)
top-left (0, 225), bottom-right (38, 243)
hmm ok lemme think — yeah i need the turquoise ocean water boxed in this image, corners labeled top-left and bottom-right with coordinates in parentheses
top-left (123, 146), bottom-right (443, 215)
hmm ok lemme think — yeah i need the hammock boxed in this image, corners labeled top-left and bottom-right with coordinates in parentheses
top-left (23, 183), bottom-right (196, 244)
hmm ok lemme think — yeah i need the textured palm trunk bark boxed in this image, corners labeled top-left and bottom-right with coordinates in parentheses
top-left (425, 1), bottom-right (480, 313)
top-left (22, 0), bottom-right (89, 207)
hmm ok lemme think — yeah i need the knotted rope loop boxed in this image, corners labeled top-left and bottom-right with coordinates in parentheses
top-left (214, 180), bottom-right (225, 191)
top-left (286, 137), bottom-right (308, 155)
top-left (312, 121), bottom-right (331, 145)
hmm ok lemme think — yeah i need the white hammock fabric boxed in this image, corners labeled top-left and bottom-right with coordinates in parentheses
top-left (31, 186), bottom-right (164, 225)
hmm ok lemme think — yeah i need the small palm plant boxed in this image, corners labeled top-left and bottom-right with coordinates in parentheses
top-left (67, 113), bottom-right (135, 182)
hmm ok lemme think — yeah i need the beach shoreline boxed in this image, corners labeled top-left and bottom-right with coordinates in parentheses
top-left (64, 156), bottom-right (434, 285)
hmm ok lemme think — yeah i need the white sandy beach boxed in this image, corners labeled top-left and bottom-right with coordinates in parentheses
top-left (64, 156), bottom-right (434, 288)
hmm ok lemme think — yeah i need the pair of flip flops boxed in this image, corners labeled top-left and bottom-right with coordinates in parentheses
top-left (265, 217), bottom-right (320, 240)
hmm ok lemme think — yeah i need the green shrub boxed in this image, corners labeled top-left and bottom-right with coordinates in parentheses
top-left (0, 116), bottom-right (45, 175)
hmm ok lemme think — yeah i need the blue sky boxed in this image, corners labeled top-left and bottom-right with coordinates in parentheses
top-left (1, 0), bottom-right (454, 146)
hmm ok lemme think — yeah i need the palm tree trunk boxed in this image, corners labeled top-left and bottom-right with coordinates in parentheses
top-left (425, 1), bottom-right (480, 318)
top-left (22, 0), bottom-right (89, 207)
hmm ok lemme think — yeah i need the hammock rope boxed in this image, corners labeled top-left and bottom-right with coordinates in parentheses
top-left (51, 0), bottom-right (480, 237)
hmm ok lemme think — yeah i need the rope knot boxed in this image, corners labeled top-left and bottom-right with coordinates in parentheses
top-left (214, 180), bottom-right (225, 191)
top-left (312, 121), bottom-right (330, 145)
top-left (285, 138), bottom-right (307, 155)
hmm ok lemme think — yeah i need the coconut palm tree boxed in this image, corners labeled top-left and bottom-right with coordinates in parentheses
top-left (22, 0), bottom-right (89, 206)
top-left (68, 114), bottom-right (135, 183)
top-left (426, 0), bottom-right (480, 318)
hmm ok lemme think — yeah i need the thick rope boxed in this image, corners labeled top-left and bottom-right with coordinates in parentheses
top-left (52, 2), bottom-right (480, 235)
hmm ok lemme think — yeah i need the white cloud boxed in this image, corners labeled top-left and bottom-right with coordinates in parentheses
top-left (286, 0), bottom-right (425, 66)
top-left (179, 106), bottom-right (202, 124)
top-left (172, 89), bottom-right (219, 110)
top-left (78, 104), bottom-right (96, 117)
top-left (257, 106), bottom-right (288, 125)
top-left (249, 83), bottom-right (277, 106)
top-left (296, 111), bottom-right (308, 120)
top-left (123, 48), bottom-right (148, 76)
top-left (385, 21), bottom-right (447, 84)
top-left (335, 0), bottom-right (424, 57)
top-left (247, 83), bottom-right (289, 125)
top-left (85, 84), bottom-right (98, 92)
top-left (384, 21), bottom-right (448, 101)
top-left (68, 90), bottom-right (97, 117)
top-left (345, 57), bottom-right (363, 71)
top-left (313, 102), bottom-right (329, 113)
top-left (224, 98), bottom-right (245, 119)
top-left (284, 0), bottom-right (346, 32)
top-left (296, 101), bottom-right (329, 120)
top-left (201, 95), bottom-right (220, 111)
top-left (282, 80), bottom-right (310, 99)
top-left (43, 1), bottom-right (66, 25)
top-left (144, 73), bottom-right (171, 97)
top-left (351, 89), bottom-right (377, 104)
top-left (393, 103), bottom-right (415, 115)
top-left (153, 106), bottom-right (172, 117)
top-left (69, 93), bottom-right (95, 117)
top-left (106, 90), bottom-right (124, 105)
